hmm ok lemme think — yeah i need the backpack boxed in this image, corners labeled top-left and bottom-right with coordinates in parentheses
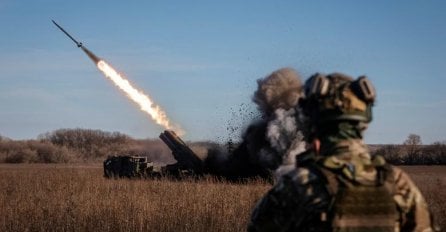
top-left (312, 159), bottom-right (399, 232)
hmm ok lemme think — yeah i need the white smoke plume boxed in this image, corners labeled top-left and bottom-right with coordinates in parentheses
top-left (266, 108), bottom-right (306, 179)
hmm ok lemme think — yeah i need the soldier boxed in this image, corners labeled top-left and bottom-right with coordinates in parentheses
top-left (248, 73), bottom-right (434, 231)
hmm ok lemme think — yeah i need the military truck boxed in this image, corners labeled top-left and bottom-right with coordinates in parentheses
top-left (103, 155), bottom-right (157, 178)
top-left (103, 130), bottom-right (203, 179)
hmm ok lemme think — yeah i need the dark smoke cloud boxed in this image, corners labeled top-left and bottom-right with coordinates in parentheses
top-left (204, 68), bottom-right (307, 181)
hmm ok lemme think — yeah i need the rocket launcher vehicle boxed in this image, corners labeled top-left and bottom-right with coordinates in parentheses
top-left (159, 130), bottom-right (204, 174)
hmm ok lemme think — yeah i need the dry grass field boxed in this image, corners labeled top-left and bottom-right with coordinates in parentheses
top-left (400, 166), bottom-right (446, 229)
top-left (0, 164), bottom-right (444, 231)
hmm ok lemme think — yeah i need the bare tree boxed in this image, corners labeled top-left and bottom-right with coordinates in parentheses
top-left (403, 134), bottom-right (422, 163)
top-left (404, 134), bottom-right (422, 146)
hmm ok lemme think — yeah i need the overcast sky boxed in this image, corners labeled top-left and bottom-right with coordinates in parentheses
top-left (0, 0), bottom-right (445, 144)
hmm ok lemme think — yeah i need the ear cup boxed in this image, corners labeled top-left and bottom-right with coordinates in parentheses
top-left (305, 73), bottom-right (330, 97)
top-left (351, 76), bottom-right (376, 103)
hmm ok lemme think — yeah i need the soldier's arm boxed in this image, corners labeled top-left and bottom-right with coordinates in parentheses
top-left (392, 167), bottom-right (434, 232)
top-left (248, 168), bottom-right (326, 232)
top-left (248, 175), bottom-right (300, 232)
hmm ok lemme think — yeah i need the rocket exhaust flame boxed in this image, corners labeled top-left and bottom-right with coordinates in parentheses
top-left (96, 60), bottom-right (183, 134)
top-left (52, 20), bottom-right (183, 134)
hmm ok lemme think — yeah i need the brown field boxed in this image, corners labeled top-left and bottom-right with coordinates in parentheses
top-left (399, 166), bottom-right (446, 229)
top-left (0, 164), bottom-right (444, 231)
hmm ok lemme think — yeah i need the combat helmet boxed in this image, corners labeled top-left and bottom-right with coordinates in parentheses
top-left (301, 73), bottom-right (376, 126)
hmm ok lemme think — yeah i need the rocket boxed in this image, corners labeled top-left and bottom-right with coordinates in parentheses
top-left (52, 20), bottom-right (100, 64)
top-left (52, 20), bottom-right (82, 47)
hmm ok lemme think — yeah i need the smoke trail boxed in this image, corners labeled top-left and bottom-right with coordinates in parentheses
top-left (97, 60), bottom-right (183, 135)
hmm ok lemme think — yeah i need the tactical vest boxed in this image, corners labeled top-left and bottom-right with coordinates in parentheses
top-left (315, 162), bottom-right (399, 232)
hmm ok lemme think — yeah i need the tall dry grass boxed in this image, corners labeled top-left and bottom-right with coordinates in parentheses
top-left (0, 164), bottom-right (269, 232)
top-left (0, 165), bottom-right (444, 231)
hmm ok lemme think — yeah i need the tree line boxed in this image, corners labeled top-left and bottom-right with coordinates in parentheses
top-left (371, 134), bottom-right (446, 165)
top-left (1, 130), bottom-right (445, 165)
top-left (0, 129), bottom-right (174, 163)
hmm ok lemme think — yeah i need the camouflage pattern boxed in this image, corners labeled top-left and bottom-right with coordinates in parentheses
top-left (248, 139), bottom-right (434, 232)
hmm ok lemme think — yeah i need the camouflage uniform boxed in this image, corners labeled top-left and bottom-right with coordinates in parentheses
top-left (248, 140), bottom-right (433, 231)
top-left (248, 73), bottom-right (434, 232)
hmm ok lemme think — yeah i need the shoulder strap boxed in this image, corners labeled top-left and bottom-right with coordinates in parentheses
top-left (305, 162), bottom-right (340, 224)
top-left (373, 155), bottom-right (394, 186)
top-left (317, 166), bottom-right (339, 196)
